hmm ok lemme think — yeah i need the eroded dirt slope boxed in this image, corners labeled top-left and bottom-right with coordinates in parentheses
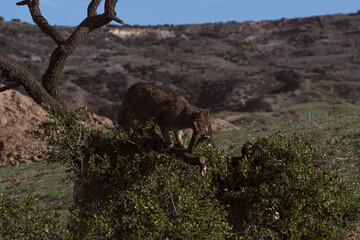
top-left (0, 87), bottom-right (47, 166)
top-left (0, 87), bottom-right (114, 166)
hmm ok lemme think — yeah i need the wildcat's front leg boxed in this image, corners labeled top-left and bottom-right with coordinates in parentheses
top-left (174, 130), bottom-right (186, 148)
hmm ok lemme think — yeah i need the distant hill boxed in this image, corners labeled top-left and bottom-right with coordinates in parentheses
top-left (1, 12), bottom-right (360, 120)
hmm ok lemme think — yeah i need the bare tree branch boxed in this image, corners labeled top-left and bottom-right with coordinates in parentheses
top-left (15, 1), bottom-right (27, 6)
top-left (105, 0), bottom-right (117, 17)
top-left (0, 83), bottom-right (21, 92)
top-left (16, 0), bottom-right (65, 45)
top-left (88, 0), bottom-right (102, 17)
top-left (0, 55), bottom-right (66, 112)
top-left (112, 16), bottom-right (125, 25)
top-left (168, 148), bottom-right (207, 176)
top-left (105, 0), bottom-right (124, 24)
top-left (41, 0), bottom-right (124, 100)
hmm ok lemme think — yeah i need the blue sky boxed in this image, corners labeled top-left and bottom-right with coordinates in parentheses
top-left (0, 0), bottom-right (359, 26)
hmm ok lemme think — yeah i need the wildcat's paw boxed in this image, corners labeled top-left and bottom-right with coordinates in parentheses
top-left (165, 141), bottom-right (174, 149)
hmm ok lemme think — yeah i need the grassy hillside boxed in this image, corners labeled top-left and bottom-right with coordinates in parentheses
top-left (216, 110), bottom-right (360, 182)
top-left (0, 162), bottom-right (72, 224)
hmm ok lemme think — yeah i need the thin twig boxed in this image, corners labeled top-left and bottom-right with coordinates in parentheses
top-left (15, 0), bottom-right (27, 6)
top-left (167, 189), bottom-right (180, 216)
top-left (112, 16), bottom-right (125, 24)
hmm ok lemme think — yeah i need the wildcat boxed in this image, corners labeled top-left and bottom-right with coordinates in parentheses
top-left (117, 82), bottom-right (210, 152)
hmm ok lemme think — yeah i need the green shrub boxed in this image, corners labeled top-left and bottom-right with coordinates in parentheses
top-left (0, 193), bottom-right (67, 239)
top-left (24, 108), bottom-right (360, 239)
top-left (36, 108), bottom-right (233, 239)
top-left (227, 132), bottom-right (360, 239)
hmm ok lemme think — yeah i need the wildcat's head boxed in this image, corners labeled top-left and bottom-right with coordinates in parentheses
top-left (193, 107), bottom-right (210, 134)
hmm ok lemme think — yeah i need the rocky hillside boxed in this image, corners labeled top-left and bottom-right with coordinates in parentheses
top-left (1, 12), bottom-right (360, 120)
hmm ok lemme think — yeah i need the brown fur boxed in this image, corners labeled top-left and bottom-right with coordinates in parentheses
top-left (117, 82), bottom-right (210, 149)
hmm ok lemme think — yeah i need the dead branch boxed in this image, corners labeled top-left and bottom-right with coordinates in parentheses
top-left (88, 0), bottom-right (102, 17)
top-left (40, 0), bottom-right (124, 101)
top-left (0, 83), bottom-right (21, 92)
top-left (168, 148), bottom-right (207, 176)
top-left (16, 0), bottom-right (65, 45)
top-left (187, 131), bottom-right (199, 154)
top-left (167, 123), bottom-right (215, 175)
top-left (15, 1), bottom-right (27, 5)
top-left (0, 55), bottom-right (66, 112)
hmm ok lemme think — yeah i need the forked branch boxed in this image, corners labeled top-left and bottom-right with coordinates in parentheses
top-left (39, 0), bottom-right (124, 100)
top-left (16, 0), bottom-right (65, 45)
top-left (88, 0), bottom-right (102, 17)
top-left (0, 0), bottom-right (124, 111)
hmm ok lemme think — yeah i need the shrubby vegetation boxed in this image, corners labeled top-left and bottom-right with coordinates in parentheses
top-left (226, 133), bottom-right (360, 239)
top-left (0, 193), bottom-right (66, 239)
top-left (33, 107), bottom-right (233, 239)
top-left (1, 108), bottom-right (359, 239)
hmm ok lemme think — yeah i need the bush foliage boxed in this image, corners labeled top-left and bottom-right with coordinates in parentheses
top-left (227, 132), bottom-right (360, 239)
top-left (0, 193), bottom-right (66, 239)
top-left (1, 108), bottom-right (359, 239)
top-left (39, 108), bottom-right (233, 239)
